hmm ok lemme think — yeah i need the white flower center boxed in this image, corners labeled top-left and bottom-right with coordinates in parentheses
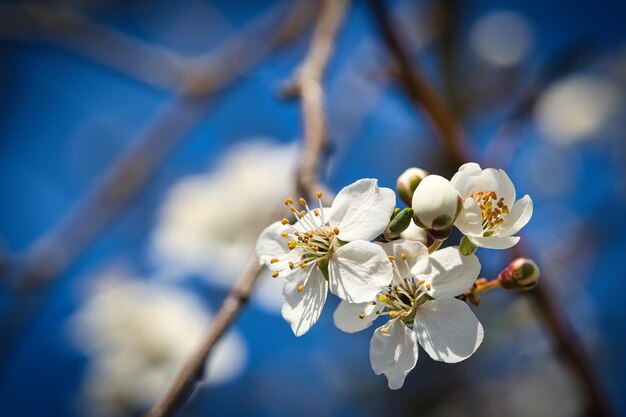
top-left (468, 190), bottom-right (510, 236)
top-left (270, 193), bottom-right (338, 290)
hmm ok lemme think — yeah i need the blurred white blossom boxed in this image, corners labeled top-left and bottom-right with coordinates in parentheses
top-left (68, 270), bottom-right (247, 417)
top-left (150, 139), bottom-right (298, 313)
top-left (535, 74), bottom-right (622, 144)
top-left (469, 11), bottom-right (533, 67)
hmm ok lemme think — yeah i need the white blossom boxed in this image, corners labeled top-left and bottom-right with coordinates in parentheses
top-left (452, 162), bottom-right (533, 249)
top-left (68, 271), bottom-right (247, 416)
top-left (150, 139), bottom-right (297, 313)
top-left (256, 179), bottom-right (395, 336)
top-left (334, 240), bottom-right (482, 389)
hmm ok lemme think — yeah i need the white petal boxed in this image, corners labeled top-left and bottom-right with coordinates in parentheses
top-left (423, 247), bottom-right (481, 298)
top-left (329, 179), bottom-right (396, 242)
top-left (333, 300), bottom-right (378, 333)
top-left (414, 297), bottom-right (484, 363)
top-left (451, 163), bottom-right (516, 206)
top-left (455, 198), bottom-right (484, 236)
top-left (498, 195), bottom-right (533, 236)
top-left (450, 162), bottom-right (483, 197)
top-left (469, 235), bottom-right (520, 249)
top-left (255, 221), bottom-right (290, 264)
top-left (281, 267), bottom-right (328, 336)
top-left (411, 175), bottom-right (461, 230)
top-left (379, 239), bottom-right (429, 281)
top-left (328, 241), bottom-right (393, 303)
top-left (370, 320), bottom-right (418, 390)
top-left (399, 221), bottom-right (428, 244)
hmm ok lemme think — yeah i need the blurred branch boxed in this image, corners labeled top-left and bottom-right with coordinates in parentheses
top-left (366, 0), bottom-right (469, 170)
top-left (0, 3), bottom-right (187, 93)
top-left (0, 2), bottom-right (314, 96)
top-left (0, 0), bottom-right (317, 374)
top-left (143, 2), bottom-right (347, 417)
top-left (285, 0), bottom-right (349, 199)
top-left (367, 2), bottom-right (616, 417)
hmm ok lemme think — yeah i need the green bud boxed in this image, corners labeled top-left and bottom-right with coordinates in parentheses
top-left (388, 208), bottom-right (414, 234)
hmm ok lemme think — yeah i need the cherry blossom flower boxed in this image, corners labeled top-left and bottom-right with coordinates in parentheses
top-left (334, 240), bottom-right (482, 389)
top-left (68, 270), bottom-right (247, 416)
top-left (256, 179), bottom-right (395, 336)
top-left (452, 162), bottom-right (533, 249)
top-left (150, 139), bottom-right (297, 313)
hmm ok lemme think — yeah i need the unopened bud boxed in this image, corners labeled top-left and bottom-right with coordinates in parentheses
top-left (397, 168), bottom-right (429, 207)
top-left (411, 175), bottom-right (462, 239)
top-left (498, 258), bottom-right (540, 290)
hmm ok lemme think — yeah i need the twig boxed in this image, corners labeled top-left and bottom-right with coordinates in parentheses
top-left (143, 2), bottom-right (347, 417)
top-left (286, 0), bottom-right (349, 199)
top-left (366, 0), bottom-right (469, 169)
top-left (0, 3), bottom-right (186, 93)
top-left (367, 1), bottom-right (616, 417)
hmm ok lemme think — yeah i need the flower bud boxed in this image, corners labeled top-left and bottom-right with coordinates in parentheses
top-left (397, 168), bottom-right (429, 207)
top-left (498, 258), bottom-right (540, 290)
top-left (411, 175), bottom-right (462, 239)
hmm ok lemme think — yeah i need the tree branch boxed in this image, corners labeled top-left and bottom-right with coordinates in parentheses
top-left (366, 0), bottom-right (469, 169)
top-left (0, 0), bottom-right (317, 373)
top-left (142, 2), bottom-right (348, 416)
top-left (367, 1), bottom-right (616, 417)
top-left (286, 0), bottom-right (349, 199)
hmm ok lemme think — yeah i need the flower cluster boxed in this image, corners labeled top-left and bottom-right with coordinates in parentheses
top-left (256, 163), bottom-right (536, 389)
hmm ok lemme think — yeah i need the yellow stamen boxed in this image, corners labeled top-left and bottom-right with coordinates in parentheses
top-left (272, 272), bottom-right (279, 278)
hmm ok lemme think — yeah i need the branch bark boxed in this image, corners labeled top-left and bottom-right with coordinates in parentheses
top-left (367, 1), bottom-right (616, 417)
top-left (287, 0), bottom-right (349, 199)
top-left (143, 1), bottom-right (348, 416)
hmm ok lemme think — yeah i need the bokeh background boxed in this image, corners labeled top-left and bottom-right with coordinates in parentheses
top-left (1, 0), bottom-right (625, 416)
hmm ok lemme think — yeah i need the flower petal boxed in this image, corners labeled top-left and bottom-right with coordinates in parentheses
top-left (414, 297), bottom-right (484, 363)
top-left (379, 239), bottom-right (429, 281)
top-left (451, 163), bottom-right (516, 206)
top-left (281, 267), bottom-right (328, 336)
top-left (422, 247), bottom-right (481, 298)
top-left (333, 300), bottom-right (379, 333)
top-left (328, 240), bottom-right (393, 303)
top-left (455, 197), bottom-right (484, 236)
top-left (255, 221), bottom-right (290, 264)
top-left (370, 320), bottom-right (418, 390)
top-left (329, 179), bottom-right (396, 242)
top-left (469, 235), bottom-right (520, 249)
top-left (497, 195), bottom-right (533, 236)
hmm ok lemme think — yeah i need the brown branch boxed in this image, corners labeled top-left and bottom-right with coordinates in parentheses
top-left (367, 1), bottom-right (616, 417)
top-left (0, 3), bottom-right (187, 93)
top-left (286, 0), bottom-right (349, 199)
top-left (0, 2), bottom-right (314, 97)
top-left (143, 2), bottom-right (347, 417)
top-left (366, 0), bottom-right (469, 170)
top-left (8, 0), bottom-right (315, 292)
top-left (0, 0), bottom-right (317, 371)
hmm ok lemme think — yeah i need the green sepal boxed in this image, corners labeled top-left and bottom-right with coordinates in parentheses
top-left (317, 258), bottom-right (330, 281)
top-left (388, 207), bottom-right (414, 234)
top-left (460, 235), bottom-right (477, 256)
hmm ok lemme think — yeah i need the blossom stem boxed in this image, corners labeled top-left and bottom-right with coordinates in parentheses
top-left (428, 239), bottom-right (443, 254)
